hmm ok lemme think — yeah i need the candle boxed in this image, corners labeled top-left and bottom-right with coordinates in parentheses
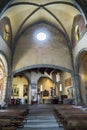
top-left (60, 84), bottom-right (62, 92)
top-left (40, 84), bottom-right (43, 92)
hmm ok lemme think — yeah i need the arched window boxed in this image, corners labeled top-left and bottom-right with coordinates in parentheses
top-left (75, 25), bottom-right (80, 42)
top-left (4, 24), bottom-right (10, 42)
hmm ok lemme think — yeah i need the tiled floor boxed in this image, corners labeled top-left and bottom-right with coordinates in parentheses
top-left (17, 104), bottom-right (64, 130)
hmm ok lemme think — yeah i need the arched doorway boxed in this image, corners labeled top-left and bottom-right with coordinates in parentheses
top-left (11, 76), bottom-right (29, 104)
top-left (37, 76), bottom-right (55, 104)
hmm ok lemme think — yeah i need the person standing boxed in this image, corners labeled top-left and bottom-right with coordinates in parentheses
top-left (20, 97), bottom-right (25, 104)
top-left (37, 93), bottom-right (40, 104)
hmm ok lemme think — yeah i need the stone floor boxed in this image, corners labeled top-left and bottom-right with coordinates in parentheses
top-left (17, 104), bottom-right (64, 130)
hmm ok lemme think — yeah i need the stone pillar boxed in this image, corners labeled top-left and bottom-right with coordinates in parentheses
top-left (1, 75), bottom-right (8, 102)
top-left (24, 72), bottom-right (31, 104)
top-left (5, 74), bottom-right (13, 105)
top-left (73, 73), bottom-right (84, 106)
top-left (28, 83), bottom-right (31, 104)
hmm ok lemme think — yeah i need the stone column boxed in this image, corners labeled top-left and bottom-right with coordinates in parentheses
top-left (73, 73), bottom-right (84, 106)
top-left (5, 74), bottom-right (13, 105)
top-left (23, 72), bottom-right (31, 104)
top-left (28, 83), bottom-right (31, 104)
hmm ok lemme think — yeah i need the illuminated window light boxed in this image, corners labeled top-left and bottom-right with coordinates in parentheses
top-left (75, 25), bottom-right (80, 42)
top-left (36, 32), bottom-right (46, 41)
top-left (40, 84), bottom-right (43, 92)
top-left (59, 84), bottom-right (62, 92)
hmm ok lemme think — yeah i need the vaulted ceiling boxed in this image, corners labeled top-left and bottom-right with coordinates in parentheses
top-left (0, 0), bottom-right (87, 18)
top-left (0, 0), bottom-right (87, 75)
top-left (0, 0), bottom-right (81, 43)
top-left (0, 0), bottom-right (86, 46)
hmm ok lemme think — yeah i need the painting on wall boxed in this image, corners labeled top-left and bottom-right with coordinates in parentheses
top-left (43, 89), bottom-right (49, 97)
top-left (67, 87), bottom-right (73, 99)
top-left (12, 84), bottom-right (19, 96)
top-left (23, 85), bottom-right (28, 96)
top-left (12, 85), bottom-right (19, 96)
top-left (65, 77), bottom-right (71, 87)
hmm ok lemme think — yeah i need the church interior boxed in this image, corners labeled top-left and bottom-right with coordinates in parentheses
top-left (0, 0), bottom-right (87, 129)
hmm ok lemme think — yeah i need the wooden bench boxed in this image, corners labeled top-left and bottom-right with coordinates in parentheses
top-left (0, 106), bottom-right (29, 129)
top-left (54, 104), bottom-right (87, 130)
top-left (65, 119), bottom-right (87, 130)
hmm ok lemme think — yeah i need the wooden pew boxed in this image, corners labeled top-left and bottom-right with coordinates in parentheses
top-left (0, 106), bottom-right (29, 129)
top-left (65, 119), bottom-right (87, 130)
top-left (54, 106), bottom-right (84, 125)
top-left (54, 104), bottom-right (87, 130)
top-left (59, 113), bottom-right (87, 129)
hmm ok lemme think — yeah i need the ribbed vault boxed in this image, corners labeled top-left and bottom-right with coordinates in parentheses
top-left (0, 0), bottom-right (86, 75)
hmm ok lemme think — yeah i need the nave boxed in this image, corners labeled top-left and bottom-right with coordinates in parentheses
top-left (17, 104), bottom-right (64, 130)
top-left (0, 104), bottom-right (87, 130)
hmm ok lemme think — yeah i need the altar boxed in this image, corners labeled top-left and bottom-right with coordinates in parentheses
top-left (42, 97), bottom-right (52, 104)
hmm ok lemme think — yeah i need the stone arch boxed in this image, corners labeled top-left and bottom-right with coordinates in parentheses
top-left (37, 76), bottom-right (54, 91)
top-left (12, 73), bottom-right (31, 104)
top-left (75, 48), bottom-right (87, 105)
top-left (37, 76), bottom-right (55, 104)
top-left (37, 76), bottom-right (55, 93)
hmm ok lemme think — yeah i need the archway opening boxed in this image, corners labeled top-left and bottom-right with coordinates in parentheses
top-left (78, 51), bottom-right (87, 105)
top-left (11, 76), bottom-right (29, 105)
top-left (37, 77), bottom-right (55, 104)
top-left (13, 66), bottom-right (74, 105)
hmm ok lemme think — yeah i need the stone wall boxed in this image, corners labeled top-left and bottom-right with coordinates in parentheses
top-left (71, 14), bottom-right (86, 48)
top-left (13, 23), bottom-right (72, 71)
